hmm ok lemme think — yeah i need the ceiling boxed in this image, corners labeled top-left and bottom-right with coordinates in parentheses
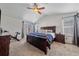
top-left (1, 3), bottom-right (79, 23)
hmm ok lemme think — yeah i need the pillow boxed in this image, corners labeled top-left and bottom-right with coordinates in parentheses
top-left (47, 33), bottom-right (55, 39)
top-left (46, 30), bottom-right (52, 33)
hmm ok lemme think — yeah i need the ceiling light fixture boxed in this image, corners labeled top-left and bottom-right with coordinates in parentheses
top-left (27, 3), bottom-right (45, 15)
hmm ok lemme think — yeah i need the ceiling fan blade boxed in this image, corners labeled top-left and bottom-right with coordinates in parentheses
top-left (27, 7), bottom-right (32, 9)
top-left (38, 7), bottom-right (45, 10)
top-left (38, 11), bottom-right (42, 14)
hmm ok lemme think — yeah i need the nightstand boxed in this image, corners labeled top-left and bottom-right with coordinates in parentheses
top-left (55, 34), bottom-right (65, 44)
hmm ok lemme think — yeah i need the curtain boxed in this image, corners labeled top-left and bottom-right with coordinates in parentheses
top-left (77, 16), bottom-right (79, 46)
top-left (0, 9), bottom-right (1, 25)
top-left (74, 14), bottom-right (79, 46)
top-left (21, 21), bottom-right (24, 39)
top-left (73, 15), bottom-right (78, 45)
top-left (33, 23), bottom-right (35, 32)
top-left (0, 10), bottom-right (1, 26)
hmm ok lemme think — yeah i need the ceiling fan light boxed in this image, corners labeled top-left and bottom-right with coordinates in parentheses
top-left (32, 8), bottom-right (39, 12)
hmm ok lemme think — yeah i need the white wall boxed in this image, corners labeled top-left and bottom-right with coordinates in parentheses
top-left (36, 15), bottom-right (63, 33)
top-left (1, 14), bottom-right (22, 37)
top-left (1, 11), bottom-right (34, 39)
top-left (36, 13), bottom-right (76, 34)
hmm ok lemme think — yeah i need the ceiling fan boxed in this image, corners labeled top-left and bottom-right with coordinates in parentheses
top-left (27, 3), bottom-right (45, 14)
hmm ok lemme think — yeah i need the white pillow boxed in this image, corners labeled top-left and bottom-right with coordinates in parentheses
top-left (47, 30), bottom-right (52, 33)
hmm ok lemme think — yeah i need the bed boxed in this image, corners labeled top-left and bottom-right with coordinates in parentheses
top-left (26, 26), bottom-right (56, 54)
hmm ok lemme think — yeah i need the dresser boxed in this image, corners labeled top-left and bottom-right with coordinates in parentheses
top-left (55, 34), bottom-right (65, 44)
top-left (0, 35), bottom-right (10, 56)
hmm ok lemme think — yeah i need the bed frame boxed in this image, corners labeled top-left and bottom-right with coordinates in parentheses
top-left (26, 26), bottom-right (56, 54)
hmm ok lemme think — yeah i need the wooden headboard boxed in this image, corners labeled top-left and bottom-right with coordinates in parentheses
top-left (41, 26), bottom-right (56, 33)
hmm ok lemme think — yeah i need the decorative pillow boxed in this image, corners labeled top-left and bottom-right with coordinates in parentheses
top-left (47, 33), bottom-right (55, 39)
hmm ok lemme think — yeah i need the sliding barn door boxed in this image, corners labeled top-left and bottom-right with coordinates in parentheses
top-left (63, 16), bottom-right (74, 44)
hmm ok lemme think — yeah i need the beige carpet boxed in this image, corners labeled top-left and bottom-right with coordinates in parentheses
top-left (9, 38), bottom-right (79, 56)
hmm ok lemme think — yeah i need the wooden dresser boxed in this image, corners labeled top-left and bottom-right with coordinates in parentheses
top-left (55, 34), bottom-right (65, 44)
top-left (0, 35), bottom-right (10, 56)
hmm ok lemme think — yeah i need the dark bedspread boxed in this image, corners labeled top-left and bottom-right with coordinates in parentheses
top-left (28, 32), bottom-right (54, 44)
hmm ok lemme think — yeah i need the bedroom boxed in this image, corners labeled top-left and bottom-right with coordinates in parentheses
top-left (0, 3), bottom-right (79, 56)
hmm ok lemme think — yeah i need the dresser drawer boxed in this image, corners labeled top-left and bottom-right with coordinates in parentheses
top-left (0, 35), bottom-right (10, 56)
